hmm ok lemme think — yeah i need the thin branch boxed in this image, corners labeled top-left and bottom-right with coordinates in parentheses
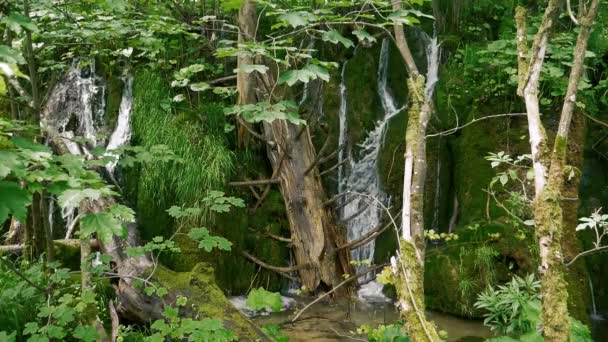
top-left (229, 178), bottom-right (280, 186)
top-left (426, 113), bottom-right (527, 138)
top-left (208, 75), bottom-right (237, 85)
top-left (320, 158), bottom-right (349, 177)
top-left (583, 112), bottom-right (608, 129)
top-left (290, 263), bottom-right (388, 323)
top-left (304, 135), bottom-right (332, 175)
top-left (565, 245), bottom-right (608, 267)
top-left (241, 251), bottom-right (305, 282)
top-left (337, 211), bottom-right (401, 251)
top-left (567, 0), bottom-right (580, 25)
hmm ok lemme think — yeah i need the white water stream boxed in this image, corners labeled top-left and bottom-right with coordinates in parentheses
top-left (105, 74), bottom-right (134, 174)
top-left (338, 39), bottom-right (399, 301)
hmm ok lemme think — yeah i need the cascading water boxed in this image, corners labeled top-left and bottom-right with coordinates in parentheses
top-left (42, 59), bottom-right (135, 234)
top-left (338, 39), bottom-right (399, 302)
top-left (42, 60), bottom-right (106, 230)
top-left (589, 274), bottom-right (605, 320)
top-left (105, 73), bottom-right (134, 174)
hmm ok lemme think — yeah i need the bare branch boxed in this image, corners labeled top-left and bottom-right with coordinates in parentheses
top-left (241, 251), bottom-right (304, 282)
top-left (229, 178), bottom-right (280, 186)
top-left (427, 113), bottom-right (527, 138)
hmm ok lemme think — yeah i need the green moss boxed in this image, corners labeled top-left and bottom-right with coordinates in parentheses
top-left (153, 264), bottom-right (270, 340)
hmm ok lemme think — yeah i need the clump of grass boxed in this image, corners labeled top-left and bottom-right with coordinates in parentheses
top-left (130, 70), bottom-right (234, 228)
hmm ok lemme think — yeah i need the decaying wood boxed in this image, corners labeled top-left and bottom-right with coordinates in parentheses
top-left (229, 179), bottom-right (280, 186)
top-left (241, 251), bottom-right (302, 282)
top-left (235, 0), bottom-right (351, 291)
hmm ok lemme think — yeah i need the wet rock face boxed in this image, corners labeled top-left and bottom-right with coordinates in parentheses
top-left (43, 60), bottom-right (106, 147)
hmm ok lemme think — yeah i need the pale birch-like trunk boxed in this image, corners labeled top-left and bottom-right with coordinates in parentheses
top-left (391, 1), bottom-right (439, 340)
top-left (516, 1), bottom-right (600, 340)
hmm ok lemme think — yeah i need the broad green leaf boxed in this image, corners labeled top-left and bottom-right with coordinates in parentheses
top-left (353, 30), bottom-right (377, 43)
top-left (80, 212), bottom-right (125, 242)
top-left (321, 30), bottom-right (354, 48)
top-left (246, 288), bottom-right (281, 312)
top-left (0, 181), bottom-right (31, 224)
top-left (278, 64), bottom-right (330, 86)
top-left (189, 82), bottom-right (211, 92)
top-left (73, 326), bottom-right (99, 342)
top-left (57, 189), bottom-right (102, 210)
top-left (277, 11), bottom-right (317, 28)
top-left (1, 13), bottom-right (39, 33)
top-left (0, 46), bottom-right (26, 65)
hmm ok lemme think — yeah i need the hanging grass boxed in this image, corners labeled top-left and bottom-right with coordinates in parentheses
top-left (129, 69), bottom-right (234, 232)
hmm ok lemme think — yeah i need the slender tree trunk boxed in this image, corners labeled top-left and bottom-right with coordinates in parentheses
top-left (517, 1), bottom-right (600, 339)
top-left (391, 0), bottom-right (439, 339)
top-left (236, 0), bottom-right (257, 147)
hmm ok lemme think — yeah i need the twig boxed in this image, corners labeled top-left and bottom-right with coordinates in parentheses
top-left (337, 211), bottom-right (401, 251)
top-left (426, 113), bottom-right (527, 138)
top-left (229, 178), bottom-right (280, 186)
top-left (109, 300), bottom-right (119, 342)
top-left (565, 245), bottom-right (608, 267)
top-left (241, 251), bottom-right (304, 282)
top-left (290, 263), bottom-right (388, 323)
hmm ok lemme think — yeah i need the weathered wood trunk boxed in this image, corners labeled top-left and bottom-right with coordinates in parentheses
top-left (236, 0), bottom-right (350, 291)
top-left (263, 121), bottom-right (349, 290)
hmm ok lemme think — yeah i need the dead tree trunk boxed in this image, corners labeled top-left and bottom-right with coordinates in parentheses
top-left (236, 0), bottom-right (350, 291)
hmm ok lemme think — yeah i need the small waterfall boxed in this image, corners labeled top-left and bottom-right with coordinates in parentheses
top-left (105, 73), bottom-right (134, 174)
top-left (589, 274), bottom-right (605, 320)
top-left (339, 39), bottom-right (399, 290)
top-left (424, 34), bottom-right (441, 99)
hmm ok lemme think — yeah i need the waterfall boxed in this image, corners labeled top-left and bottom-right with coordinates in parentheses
top-left (424, 34), bottom-right (441, 99)
top-left (337, 62), bottom-right (349, 191)
top-left (105, 73), bottom-right (134, 174)
top-left (339, 39), bottom-right (399, 292)
top-left (589, 274), bottom-right (605, 320)
top-left (42, 60), bottom-right (134, 232)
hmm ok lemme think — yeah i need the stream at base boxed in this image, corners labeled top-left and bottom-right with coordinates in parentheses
top-left (252, 298), bottom-right (492, 341)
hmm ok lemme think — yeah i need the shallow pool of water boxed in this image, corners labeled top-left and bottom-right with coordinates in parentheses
top-left (253, 297), bottom-right (492, 341)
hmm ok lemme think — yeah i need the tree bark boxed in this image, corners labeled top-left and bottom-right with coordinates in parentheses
top-left (236, 0), bottom-right (350, 291)
top-left (391, 1), bottom-right (439, 340)
top-left (517, 1), bottom-right (600, 339)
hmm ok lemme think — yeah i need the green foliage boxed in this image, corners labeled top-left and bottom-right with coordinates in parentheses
top-left (262, 324), bottom-right (289, 342)
top-left (225, 101), bottom-right (305, 125)
top-left (131, 71), bottom-right (235, 228)
top-left (476, 275), bottom-right (592, 341)
top-left (474, 274), bottom-right (540, 335)
top-left (245, 288), bottom-right (281, 313)
top-left (356, 322), bottom-right (409, 342)
top-left (146, 305), bottom-right (236, 342)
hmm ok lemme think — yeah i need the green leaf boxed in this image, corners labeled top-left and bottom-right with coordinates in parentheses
top-left (57, 189), bottom-right (102, 210)
top-left (80, 212), bottom-right (125, 242)
top-left (0, 151), bottom-right (23, 179)
top-left (278, 64), bottom-right (330, 87)
top-left (189, 82), bottom-right (211, 92)
top-left (108, 204), bottom-right (135, 222)
top-left (0, 46), bottom-right (26, 65)
top-left (277, 11), bottom-right (317, 28)
top-left (73, 326), bottom-right (99, 342)
top-left (23, 322), bottom-right (39, 335)
top-left (0, 181), bottom-right (31, 224)
top-left (353, 30), bottom-right (377, 43)
top-left (321, 30), bottom-right (354, 48)
top-left (246, 288), bottom-right (281, 312)
top-left (1, 13), bottom-right (39, 33)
